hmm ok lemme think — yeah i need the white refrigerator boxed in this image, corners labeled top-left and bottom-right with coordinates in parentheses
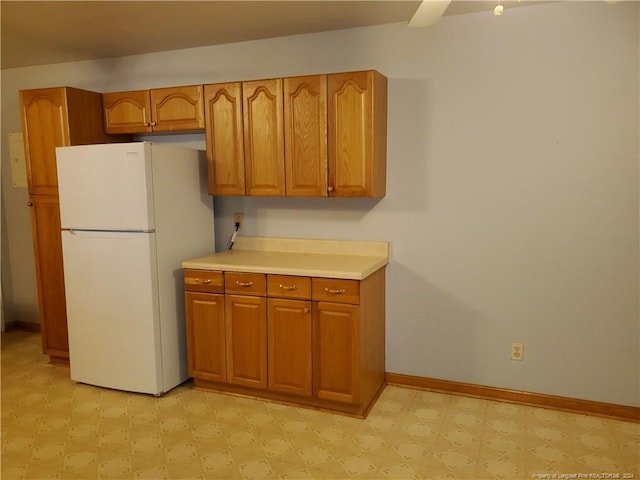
top-left (56, 142), bottom-right (214, 395)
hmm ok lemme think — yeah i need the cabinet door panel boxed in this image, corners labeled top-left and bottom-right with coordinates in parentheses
top-left (151, 85), bottom-right (205, 132)
top-left (102, 90), bottom-right (152, 134)
top-left (225, 295), bottom-right (267, 388)
top-left (327, 71), bottom-right (387, 197)
top-left (185, 292), bottom-right (226, 382)
top-left (243, 79), bottom-right (284, 196)
top-left (29, 196), bottom-right (69, 359)
top-left (313, 301), bottom-right (359, 404)
top-left (205, 82), bottom-right (245, 195)
top-left (20, 88), bottom-right (70, 195)
top-left (327, 72), bottom-right (370, 197)
top-left (268, 298), bottom-right (312, 396)
top-left (284, 75), bottom-right (327, 196)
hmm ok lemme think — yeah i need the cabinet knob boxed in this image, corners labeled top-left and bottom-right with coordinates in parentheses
top-left (195, 279), bottom-right (212, 285)
top-left (27, 201), bottom-right (33, 207)
top-left (279, 284), bottom-right (297, 291)
top-left (236, 281), bottom-right (254, 287)
top-left (150, 121), bottom-right (157, 127)
top-left (304, 307), bottom-right (310, 313)
top-left (327, 186), bottom-right (334, 193)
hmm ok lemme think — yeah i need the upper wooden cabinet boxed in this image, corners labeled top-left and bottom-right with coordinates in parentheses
top-left (284, 75), bottom-right (328, 197)
top-left (102, 90), bottom-right (151, 134)
top-left (103, 85), bottom-right (205, 134)
top-left (205, 70), bottom-right (387, 198)
top-left (243, 79), bottom-right (285, 196)
top-left (327, 70), bottom-right (387, 197)
top-left (204, 83), bottom-right (246, 195)
top-left (20, 87), bottom-right (116, 196)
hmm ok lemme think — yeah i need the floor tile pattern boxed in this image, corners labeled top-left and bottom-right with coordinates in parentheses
top-left (2, 331), bottom-right (638, 479)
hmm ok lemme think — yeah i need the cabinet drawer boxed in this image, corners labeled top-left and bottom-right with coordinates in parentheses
top-left (312, 278), bottom-right (360, 305)
top-left (184, 269), bottom-right (224, 293)
top-left (225, 272), bottom-right (266, 296)
top-left (267, 275), bottom-right (311, 300)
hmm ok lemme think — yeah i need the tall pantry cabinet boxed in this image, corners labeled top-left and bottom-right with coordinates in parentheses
top-left (19, 87), bottom-right (123, 365)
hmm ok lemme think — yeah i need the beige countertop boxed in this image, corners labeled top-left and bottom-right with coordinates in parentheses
top-left (182, 236), bottom-right (389, 280)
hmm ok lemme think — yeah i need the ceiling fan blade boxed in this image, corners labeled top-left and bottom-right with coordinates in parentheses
top-left (408, 0), bottom-right (452, 27)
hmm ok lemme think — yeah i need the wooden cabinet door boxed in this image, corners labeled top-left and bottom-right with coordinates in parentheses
top-left (243, 79), bottom-right (285, 196)
top-left (104, 86), bottom-right (204, 133)
top-left (151, 85), bottom-right (205, 132)
top-left (103, 90), bottom-right (152, 134)
top-left (22, 87), bottom-right (119, 193)
top-left (327, 71), bottom-right (387, 197)
top-left (20, 88), bottom-right (71, 196)
top-left (185, 292), bottom-right (226, 382)
top-left (204, 82), bottom-right (245, 195)
top-left (283, 75), bottom-right (327, 197)
top-left (28, 196), bottom-right (68, 363)
top-left (313, 301), bottom-right (359, 404)
top-left (267, 298), bottom-right (312, 396)
top-left (225, 294), bottom-right (267, 388)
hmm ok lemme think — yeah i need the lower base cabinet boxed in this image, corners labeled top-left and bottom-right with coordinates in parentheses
top-left (225, 294), bottom-right (267, 389)
top-left (183, 267), bottom-right (386, 418)
top-left (268, 298), bottom-right (312, 396)
top-left (29, 196), bottom-right (69, 366)
top-left (184, 291), bottom-right (226, 383)
top-left (314, 301), bottom-right (359, 404)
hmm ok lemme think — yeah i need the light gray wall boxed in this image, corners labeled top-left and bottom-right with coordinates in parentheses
top-left (1, 1), bottom-right (638, 406)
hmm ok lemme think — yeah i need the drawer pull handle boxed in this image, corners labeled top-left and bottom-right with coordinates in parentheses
top-left (195, 279), bottom-right (212, 285)
top-left (324, 288), bottom-right (346, 295)
top-left (236, 281), bottom-right (254, 287)
top-left (279, 284), bottom-right (297, 291)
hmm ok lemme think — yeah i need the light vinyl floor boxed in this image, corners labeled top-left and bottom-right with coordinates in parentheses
top-left (2, 331), bottom-right (638, 479)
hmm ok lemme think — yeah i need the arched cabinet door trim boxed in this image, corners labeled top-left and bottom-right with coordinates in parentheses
top-left (103, 85), bottom-right (204, 134)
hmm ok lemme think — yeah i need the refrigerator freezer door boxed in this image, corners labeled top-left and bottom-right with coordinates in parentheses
top-left (57, 143), bottom-right (155, 231)
top-left (62, 229), bottom-right (165, 394)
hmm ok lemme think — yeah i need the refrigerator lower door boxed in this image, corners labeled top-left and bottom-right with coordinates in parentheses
top-left (62, 230), bottom-right (164, 395)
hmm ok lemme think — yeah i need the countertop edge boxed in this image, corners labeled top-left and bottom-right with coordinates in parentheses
top-left (181, 257), bottom-right (389, 280)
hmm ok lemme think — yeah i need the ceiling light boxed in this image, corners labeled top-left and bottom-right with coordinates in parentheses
top-left (494, 3), bottom-right (504, 15)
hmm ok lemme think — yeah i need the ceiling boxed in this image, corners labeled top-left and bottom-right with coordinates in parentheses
top-left (1, 1), bottom-right (544, 70)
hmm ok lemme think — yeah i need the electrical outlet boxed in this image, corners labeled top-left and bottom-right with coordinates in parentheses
top-left (511, 342), bottom-right (524, 361)
top-left (233, 213), bottom-right (243, 229)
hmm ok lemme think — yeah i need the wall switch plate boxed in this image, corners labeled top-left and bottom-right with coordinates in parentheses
top-left (9, 133), bottom-right (27, 187)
